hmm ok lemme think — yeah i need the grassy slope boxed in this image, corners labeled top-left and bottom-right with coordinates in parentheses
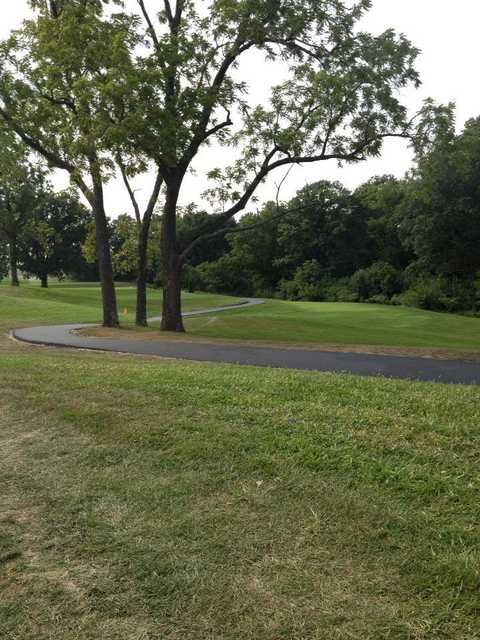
top-left (180, 299), bottom-right (480, 351)
top-left (0, 281), bottom-right (245, 327)
top-left (1, 284), bottom-right (480, 639)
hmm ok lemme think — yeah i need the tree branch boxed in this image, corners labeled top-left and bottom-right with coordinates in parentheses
top-left (118, 161), bottom-right (142, 224)
top-left (181, 41), bottom-right (254, 166)
top-left (0, 106), bottom-right (75, 173)
top-left (179, 201), bottom-right (320, 263)
top-left (180, 129), bottom-right (412, 261)
top-left (137, 0), bottom-right (160, 49)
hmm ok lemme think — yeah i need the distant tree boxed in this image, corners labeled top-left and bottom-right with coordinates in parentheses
top-left (0, 129), bottom-right (46, 287)
top-left (274, 181), bottom-right (370, 279)
top-left (224, 203), bottom-right (284, 295)
top-left (353, 176), bottom-right (411, 270)
top-left (399, 117), bottom-right (480, 280)
top-left (20, 190), bottom-right (93, 287)
top-left (177, 207), bottom-right (235, 268)
top-left (0, 240), bottom-right (8, 281)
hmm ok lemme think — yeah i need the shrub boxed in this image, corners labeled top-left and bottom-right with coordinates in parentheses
top-left (351, 261), bottom-right (402, 300)
top-left (278, 260), bottom-right (326, 301)
top-left (399, 277), bottom-right (478, 312)
top-left (196, 255), bottom-right (252, 296)
top-left (367, 294), bottom-right (389, 305)
top-left (182, 265), bottom-right (203, 293)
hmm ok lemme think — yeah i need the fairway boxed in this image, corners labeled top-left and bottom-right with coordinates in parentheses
top-left (1, 283), bottom-right (480, 639)
top-left (181, 299), bottom-right (480, 351)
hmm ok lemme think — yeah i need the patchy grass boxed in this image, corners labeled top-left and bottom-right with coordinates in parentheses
top-left (1, 284), bottom-right (480, 638)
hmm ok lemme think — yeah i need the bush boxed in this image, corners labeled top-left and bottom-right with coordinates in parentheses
top-left (182, 265), bottom-right (203, 293)
top-left (367, 294), bottom-right (389, 305)
top-left (400, 277), bottom-right (479, 313)
top-left (351, 261), bottom-right (403, 300)
top-left (322, 277), bottom-right (359, 302)
top-left (278, 260), bottom-right (326, 301)
top-left (196, 254), bottom-right (253, 296)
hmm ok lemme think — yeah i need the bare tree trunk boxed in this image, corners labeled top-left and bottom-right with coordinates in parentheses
top-left (161, 180), bottom-right (184, 332)
top-left (9, 238), bottom-right (19, 287)
top-left (40, 272), bottom-right (48, 288)
top-left (90, 164), bottom-right (119, 328)
top-left (136, 225), bottom-right (149, 327)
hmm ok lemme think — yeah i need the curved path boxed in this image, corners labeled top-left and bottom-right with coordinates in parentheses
top-left (12, 298), bottom-right (480, 385)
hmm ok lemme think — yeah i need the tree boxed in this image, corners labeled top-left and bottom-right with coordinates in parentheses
top-left (274, 181), bottom-right (370, 279)
top-left (0, 0), bottom-right (142, 325)
top-left (399, 117), bottom-right (480, 281)
top-left (353, 176), bottom-right (411, 270)
top-left (0, 241), bottom-right (8, 282)
top-left (20, 189), bottom-right (93, 287)
top-left (0, 129), bottom-right (46, 287)
top-left (118, 166), bottom-right (164, 325)
top-left (118, 0), bottom-right (428, 331)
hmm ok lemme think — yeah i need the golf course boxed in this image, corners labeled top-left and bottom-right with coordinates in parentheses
top-left (2, 282), bottom-right (480, 639)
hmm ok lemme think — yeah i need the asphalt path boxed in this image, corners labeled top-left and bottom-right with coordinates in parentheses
top-left (12, 298), bottom-right (480, 385)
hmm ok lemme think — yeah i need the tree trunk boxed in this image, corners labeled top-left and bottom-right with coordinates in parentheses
top-left (90, 164), bottom-right (119, 328)
top-left (9, 238), bottom-right (19, 287)
top-left (161, 181), bottom-right (185, 332)
top-left (161, 262), bottom-right (184, 332)
top-left (40, 272), bottom-right (48, 288)
top-left (136, 225), bottom-right (149, 327)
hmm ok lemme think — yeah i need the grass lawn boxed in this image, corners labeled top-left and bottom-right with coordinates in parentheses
top-left (1, 283), bottom-right (480, 639)
top-left (0, 280), bottom-right (245, 327)
top-left (179, 299), bottom-right (480, 351)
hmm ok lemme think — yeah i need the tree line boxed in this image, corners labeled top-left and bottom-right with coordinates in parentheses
top-left (188, 117), bottom-right (480, 314)
top-left (0, 1), bottom-right (456, 330)
top-left (2, 113), bottom-right (479, 317)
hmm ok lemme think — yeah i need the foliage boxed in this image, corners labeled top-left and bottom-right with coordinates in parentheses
top-left (398, 117), bottom-right (480, 280)
top-left (195, 114), bottom-right (480, 313)
top-left (20, 190), bottom-right (94, 285)
top-left (401, 277), bottom-right (479, 313)
top-left (351, 261), bottom-right (403, 301)
top-left (278, 260), bottom-right (326, 301)
top-left (196, 253), bottom-right (253, 296)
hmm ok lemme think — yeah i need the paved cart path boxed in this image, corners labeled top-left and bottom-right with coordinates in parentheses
top-left (12, 298), bottom-right (480, 385)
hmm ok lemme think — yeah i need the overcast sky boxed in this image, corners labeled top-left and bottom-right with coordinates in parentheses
top-left (1, 1), bottom-right (480, 217)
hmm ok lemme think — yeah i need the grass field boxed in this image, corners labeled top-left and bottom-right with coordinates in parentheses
top-left (0, 280), bottom-right (245, 326)
top-left (1, 283), bottom-right (480, 639)
top-left (180, 299), bottom-right (480, 351)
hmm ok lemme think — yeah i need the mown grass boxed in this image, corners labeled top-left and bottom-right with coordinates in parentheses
top-left (0, 280), bottom-right (244, 327)
top-left (1, 283), bottom-right (480, 639)
top-left (179, 299), bottom-right (480, 351)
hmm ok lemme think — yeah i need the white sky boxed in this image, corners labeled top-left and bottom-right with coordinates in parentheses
top-left (1, 0), bottom-right (480, 218)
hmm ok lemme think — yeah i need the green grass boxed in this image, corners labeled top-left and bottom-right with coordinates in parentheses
top-left (1, 283), bottom-right (480, 638)
top-left (0, 280), bottom-right (245, 326)
top-left (180, 299), bottom-right (480, 351)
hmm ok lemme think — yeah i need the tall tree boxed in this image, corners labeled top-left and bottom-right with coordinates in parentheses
top-left (121, 0), bottom-right (430, 331)
top-left (0, 0), bottom-right (140, 325)
top-left (399, 117), bottom-right (480, 280)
